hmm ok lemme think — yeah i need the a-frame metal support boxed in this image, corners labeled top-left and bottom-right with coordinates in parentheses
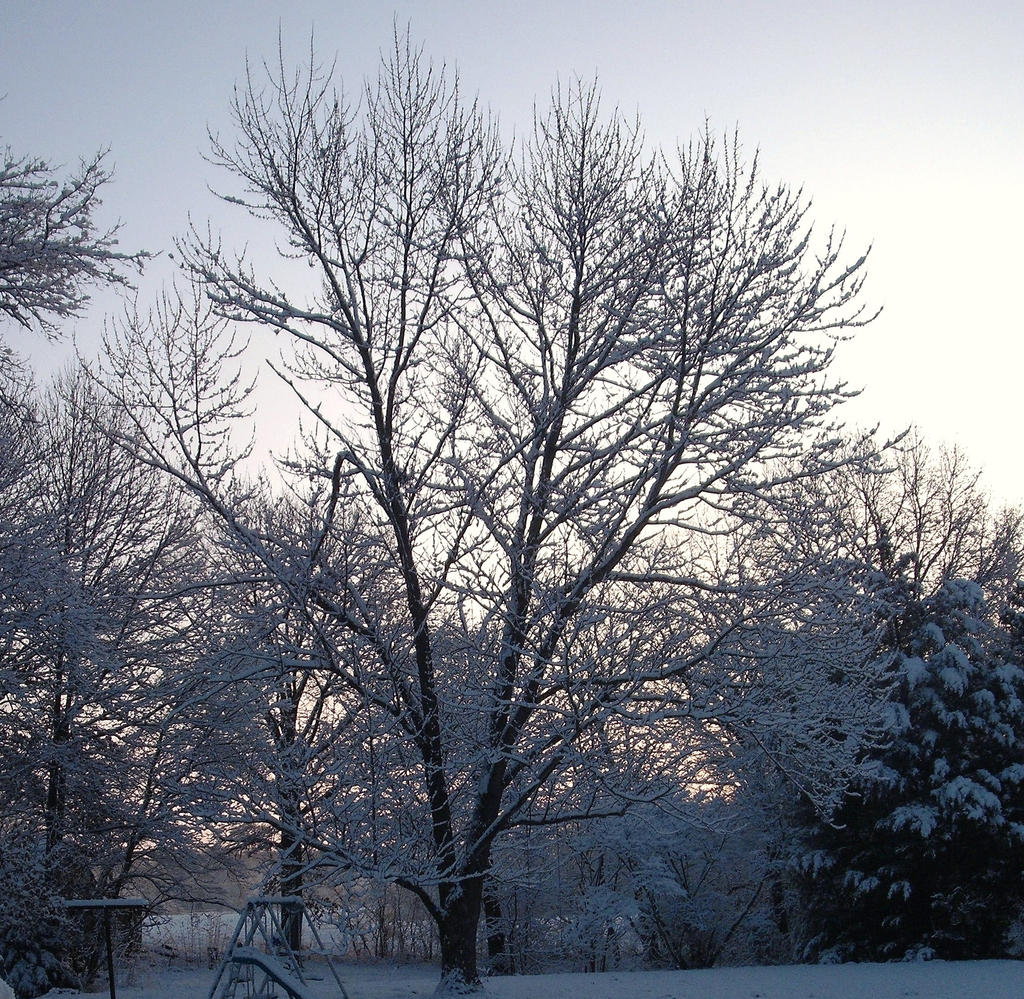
top-left (207, 896), bottom-right (348, 999)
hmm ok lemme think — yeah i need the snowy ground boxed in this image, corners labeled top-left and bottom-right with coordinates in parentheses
top-left (47, 957), bottom-right (1024, 999)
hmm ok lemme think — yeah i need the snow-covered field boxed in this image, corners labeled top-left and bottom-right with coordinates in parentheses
top-left (47, 958), bottom-right (1024, 999)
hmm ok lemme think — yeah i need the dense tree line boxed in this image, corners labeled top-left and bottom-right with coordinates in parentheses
top-left (0, 36), bottom-right (1022, 997)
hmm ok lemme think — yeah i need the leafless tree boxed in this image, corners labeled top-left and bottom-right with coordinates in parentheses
top-left (0, 147), bottom-right (144, 336)
top-left (0, 370), bottom-right (216, 906)
top-left (99, 36), bottom-right (886, 991)
top-left (809, 434), bottom-right (1022, 601)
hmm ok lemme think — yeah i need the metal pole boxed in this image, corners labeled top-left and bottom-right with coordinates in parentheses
top-left (103, 909), bottom-right (116, 999)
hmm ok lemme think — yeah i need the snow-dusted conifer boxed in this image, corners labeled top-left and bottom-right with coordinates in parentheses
top-left (797, 445), bottom-right (1024, 961)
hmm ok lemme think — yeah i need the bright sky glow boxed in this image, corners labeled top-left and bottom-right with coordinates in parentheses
top-left (2, 0), bottom-right (1022, 502)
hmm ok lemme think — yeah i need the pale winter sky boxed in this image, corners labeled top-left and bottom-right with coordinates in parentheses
top-left (2, 1), bottom-right (1022, 502)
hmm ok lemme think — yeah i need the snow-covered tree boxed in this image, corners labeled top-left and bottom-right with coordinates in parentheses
top-left (99, 36), bottom-right (886, 991)
top-left (621, 797), bottom-right (787, 970)
top-left (811, 435), bottom-right (1022, 604)
top-left (800, 579), bottom-right (1024, 960)
top-left (181, 490), bottom-right (370, 952)
top-left (0, 134), bottom-right (160, 996)
top-left (0, 827), bottom-right (80, 997)
top-left (796, 443), bottom-right (1024, 961)
top-left (0, 147), bottom-right (143, 336)
top-left (0, 368), bottom-right (220, 993)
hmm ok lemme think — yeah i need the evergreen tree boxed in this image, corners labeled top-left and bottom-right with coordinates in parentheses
top-left (801, 577), bottom-right (1024, 960)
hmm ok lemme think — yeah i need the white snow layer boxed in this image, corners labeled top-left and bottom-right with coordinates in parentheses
top-left (42, 958), bottom-right (1024, 999)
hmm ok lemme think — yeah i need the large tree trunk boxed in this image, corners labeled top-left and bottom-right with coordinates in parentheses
top-left (483, 890), bottom-right (510, 975)
top-left (279, 827), bottom-right (304, 955)
top-left (437, 876), bottom-right (484, 993)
